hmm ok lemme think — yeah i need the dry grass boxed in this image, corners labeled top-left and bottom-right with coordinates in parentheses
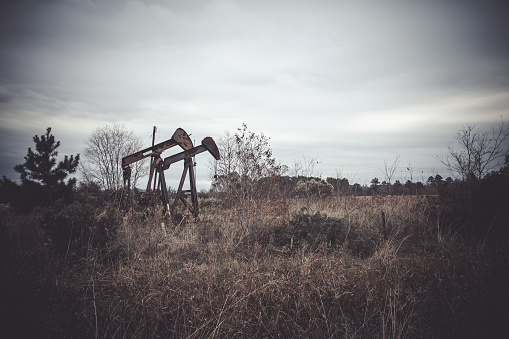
top-left (1, 194), bottom-right (505, 338)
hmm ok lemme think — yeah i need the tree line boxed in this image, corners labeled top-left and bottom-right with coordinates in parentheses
top-left (0, 125), bottom-right (148, 211)
top-left (210, 120), bottom-right (508, 200)
top-left (1, 120), bottom-right (508, 210)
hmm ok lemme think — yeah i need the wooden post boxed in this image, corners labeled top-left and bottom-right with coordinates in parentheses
top-left (382, 211), bottom-right (387, 240)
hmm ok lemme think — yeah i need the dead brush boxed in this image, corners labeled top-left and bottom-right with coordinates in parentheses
top-left (3, 193), bottom-right (505, 338)
top-left (86, 196), bottom-right (483, 338)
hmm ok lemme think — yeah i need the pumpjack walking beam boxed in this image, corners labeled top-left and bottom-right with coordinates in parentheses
top-left (122, 128), bottom-right (194, 168)
top-left (122, 128), bottom-right (194, 191)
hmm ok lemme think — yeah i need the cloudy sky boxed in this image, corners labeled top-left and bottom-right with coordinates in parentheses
top-left (1, 0), bottom-right (508, 190)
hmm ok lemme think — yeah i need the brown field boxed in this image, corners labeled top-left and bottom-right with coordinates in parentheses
top-left (1, 194), bottom-right (507, 338)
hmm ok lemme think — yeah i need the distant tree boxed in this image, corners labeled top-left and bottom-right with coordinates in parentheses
top-left (294, 179), bottom-right (333, 198)
top-left (393, 180), bottom-right (403, 195)
top-left (404, 180), bottom-right (414, 195)
top-left (211, 123), bottom-right (286, 201)
top-left (435, 174), bottom-right (443, 185)
top-left (382, 155), bottom-right (400, 195)
top-left (11, 127), bottom-right (79, 205)
top-left (337, 178), bottom-right (350, 194)
top-left (80, 124), bottom-right (148, 190)
top-left (437, 120), bottom-right (509, 181)
top-left (415, 181), bottom-right (424, 194)
top-left (15, 127), bottom-right (79, 187)
top-left (370, 177), bottom-right (380, 194)
top-left (352, 183), bottom-right (362, 195)
top-left (427, 174), bottom-right (444, 193)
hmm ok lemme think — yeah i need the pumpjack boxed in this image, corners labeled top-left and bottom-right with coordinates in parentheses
top-left (122, 128), bottom-right (220, 221)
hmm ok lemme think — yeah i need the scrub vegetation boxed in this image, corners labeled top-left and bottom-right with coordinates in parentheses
top-left (1, 124), bottom-right (508, 338)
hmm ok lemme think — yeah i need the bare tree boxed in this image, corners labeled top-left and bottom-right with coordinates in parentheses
top-left (211, 124), bottom-right (288, 235)
top-left (211, 124), bottom-right (286, 201)
top-left (381, 155), bottom-right (400, 195)
top-left (291, 155), bottom-right (322, 210)
top-left (210, 130), bottom-right (238, 193)
top-left (437, 120), bottom-right (509, 180)
top-left (81, 124), bottom-right (148, 190)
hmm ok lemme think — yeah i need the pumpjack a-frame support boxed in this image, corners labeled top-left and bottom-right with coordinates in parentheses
top-left (122, 128), bottom-right (220, 221)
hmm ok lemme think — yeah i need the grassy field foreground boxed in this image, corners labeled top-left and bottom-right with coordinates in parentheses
top-left (1, 193), bottom-right (508, 338)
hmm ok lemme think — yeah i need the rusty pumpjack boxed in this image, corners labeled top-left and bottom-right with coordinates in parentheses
top-left (122, 128), bottom-right (220, 221)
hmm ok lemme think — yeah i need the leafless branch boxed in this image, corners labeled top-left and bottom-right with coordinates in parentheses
top-left (80, 124), bottom-right (148, 190)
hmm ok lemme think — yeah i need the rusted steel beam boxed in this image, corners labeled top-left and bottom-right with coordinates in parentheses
top-left (202, 137), bottom-right (220, 160)
top-left (162, 137), bottom-right (220, 170)
top-left (171, 159), bottom-right (191, 218)
top-left (159, 164), bottom-right (170, 214)
top-left (122, 128), bottom-right (193, 168)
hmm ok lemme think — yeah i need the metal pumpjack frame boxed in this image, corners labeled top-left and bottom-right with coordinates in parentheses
top-left (122, 128), bottom-right (220, 221)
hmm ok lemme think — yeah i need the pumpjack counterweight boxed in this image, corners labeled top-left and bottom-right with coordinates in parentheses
top-left (122, 128), bottom-right (220, 222)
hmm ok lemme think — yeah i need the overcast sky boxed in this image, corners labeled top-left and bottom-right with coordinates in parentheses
top-left (1, 0), bottom-right (509, 190)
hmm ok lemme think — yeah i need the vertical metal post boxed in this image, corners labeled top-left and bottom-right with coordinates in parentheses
top-left (188, 157), bottom-right (199, 217)
top-left (382, 211), bottom-right (387, 240)
top-left (146, 126), bottom-right (157, 191)
top-left (153, 164), bottom-right (158, 192)
top-left (159, 165), bottom-right (170, 215)
top-left (171, 160), bottom-right (189, 217)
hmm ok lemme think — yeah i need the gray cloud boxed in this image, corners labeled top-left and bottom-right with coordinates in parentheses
top-left (1, 0), bottom-right (508, 188)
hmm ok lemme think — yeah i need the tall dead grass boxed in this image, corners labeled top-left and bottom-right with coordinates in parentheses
top-left (1, 195), bottom-right (504, 338)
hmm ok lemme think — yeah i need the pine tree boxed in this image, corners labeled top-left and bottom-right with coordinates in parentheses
top-left (14, 127), bottom-right (79, 200)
